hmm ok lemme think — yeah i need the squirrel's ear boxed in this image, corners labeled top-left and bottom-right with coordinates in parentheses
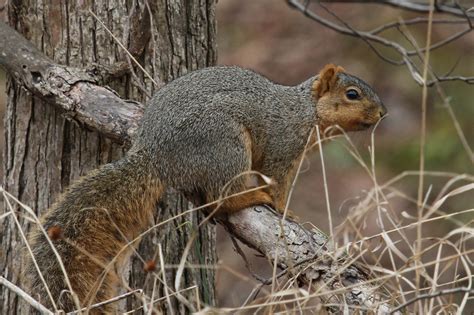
top-left (313, 64), bottom-right (345, 97)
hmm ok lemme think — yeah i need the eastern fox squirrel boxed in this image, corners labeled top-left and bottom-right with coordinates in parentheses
top-left (25, 64), bottom-right (386, 313)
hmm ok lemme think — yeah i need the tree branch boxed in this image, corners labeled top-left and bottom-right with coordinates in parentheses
top-left (0, 22), bottom-right (143, 145)
top-left (221, 206), bottom-right (397, 313)
top-left (318, 0), bottom-right (474, 18)
top-left (287, 0), bottom-right (474, 86)
top-left (0, 21), bottom-right (398, 313)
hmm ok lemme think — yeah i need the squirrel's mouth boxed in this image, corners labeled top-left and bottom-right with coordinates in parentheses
top-left (357, 122), bottom-right (374, 130)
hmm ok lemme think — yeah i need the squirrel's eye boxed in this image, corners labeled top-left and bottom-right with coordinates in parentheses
top-left (346, 89), bottom-right (360, 100)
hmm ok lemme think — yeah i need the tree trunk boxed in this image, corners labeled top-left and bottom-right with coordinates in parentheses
top-left (0, 1), bottom-right (217, 314)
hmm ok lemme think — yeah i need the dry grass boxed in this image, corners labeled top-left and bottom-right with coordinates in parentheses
top-left (1, 2), bottom-right (473, 314)
top-left (221, 129), bottom-right (472, 314)
top-left (1, 124), bottom-right (472, 313)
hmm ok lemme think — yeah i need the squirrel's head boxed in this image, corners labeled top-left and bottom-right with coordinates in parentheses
top-left (312, 64), bottom-right (387, 133)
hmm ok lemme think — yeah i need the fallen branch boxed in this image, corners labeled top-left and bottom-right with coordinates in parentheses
top-left (0, 22), bottom-right (398, 313)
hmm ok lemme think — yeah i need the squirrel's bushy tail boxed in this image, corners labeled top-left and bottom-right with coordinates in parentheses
top-left (24, 154), bottom-right (163, 313)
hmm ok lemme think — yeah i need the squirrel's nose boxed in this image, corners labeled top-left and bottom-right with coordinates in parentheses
top-left (379, 103), bottom-right (387, 118)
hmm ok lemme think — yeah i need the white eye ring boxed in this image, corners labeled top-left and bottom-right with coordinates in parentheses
top-left (346, 89), bottom-right (360, 100)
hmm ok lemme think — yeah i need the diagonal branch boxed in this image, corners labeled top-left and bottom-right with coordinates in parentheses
top-left (0, 22), bottom-right (143, 145)
top-left (0, 21), bottom-right (399, 313)
top-left (318, 0), bottom-right (474, 18)
top-left (0, 276), bottom-right (53, 315)
top-left (370, 17), bottom-right (470, 35)
top-left (221, 206), bottom-right (397, 313)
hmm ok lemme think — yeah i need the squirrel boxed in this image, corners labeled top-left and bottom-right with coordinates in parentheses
top-left (25, 64), bottom-right (386, 313)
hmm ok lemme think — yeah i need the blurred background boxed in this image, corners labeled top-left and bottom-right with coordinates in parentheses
top-left (1, 0), bottom-right (472, 309)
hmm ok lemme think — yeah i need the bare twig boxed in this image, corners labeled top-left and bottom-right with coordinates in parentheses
top-left (415, 6), bottom-right (435, 307)
top-left (67, 289), bottom-right (143, 314)
top-left (158, 244), bottom-right (174, 315)
top-left (0, 276), bottom-right (54, 315)
top-left (318, 0), bottom-right (474, 18)
top-left (390, 287), bottom-right (474, 314)
top-left (370, 17), bottom-right (469, 34)
top-left (316, 125), bottom-right (334, 240)
top-left (396, 16), bottom-right (474, 162)
top-left (287, 0), bottom-right (474, 86)
top-left (121, 286), bottom-right (198, 314)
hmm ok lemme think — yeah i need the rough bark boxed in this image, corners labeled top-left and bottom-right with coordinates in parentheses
top-left (0, 1), bottom-right (217, 314)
